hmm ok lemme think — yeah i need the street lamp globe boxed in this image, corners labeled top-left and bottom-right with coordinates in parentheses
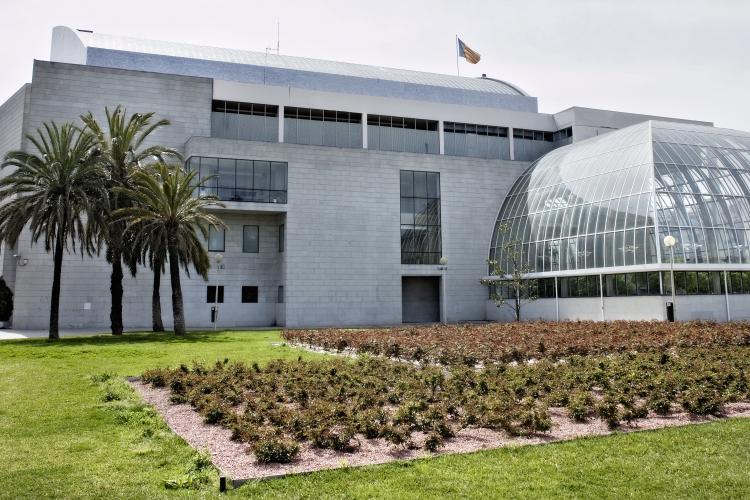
top-left (439, 256), bottom-right (448, 266)
top-left (663, 235), bottom-right (676, 248)
top-left (214, 253), bottom-right (224, 264)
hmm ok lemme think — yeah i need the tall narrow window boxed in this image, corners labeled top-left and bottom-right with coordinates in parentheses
top-left (278, 224), bottom-right (285, 252)
top-left (277, 285), bottom-right (284, 303)
top-left (400, 170), bottom-right (441, 264)
top-left (243, 225), bottom-right (259, 253)
top-left (208, 226), bottom-right (225, 252)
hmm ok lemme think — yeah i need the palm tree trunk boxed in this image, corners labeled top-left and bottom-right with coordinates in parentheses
top-left (49, 230), bottom-right (65, 340)
top-left (152, 258), bottom-right (164, 332)
top-left (110, 232), bottom-right (124, 336)
top-left (167, 230), bottom-right (186, 335)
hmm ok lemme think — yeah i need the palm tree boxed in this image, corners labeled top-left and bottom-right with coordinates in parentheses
top-left (115, 163), bottom-right (224, 335)
top-left (0, 122), bottom-right (104, 339)
top-left (128, 213), bottom-right (210, 332)
top-left (81, 106), bottom-right (179, 335)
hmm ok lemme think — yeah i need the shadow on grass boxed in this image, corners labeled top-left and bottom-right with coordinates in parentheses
top-left (14, 329), bottom-right (279, 349)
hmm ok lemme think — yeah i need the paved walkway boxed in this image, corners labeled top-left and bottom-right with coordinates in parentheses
top-left (0, 328), bottom-right (123, 340)
top-left (0, 326), bottom-right (277, 340)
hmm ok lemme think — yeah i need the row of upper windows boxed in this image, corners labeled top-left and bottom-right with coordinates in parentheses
top-left (210, 100), bottom-right (568, 160)
top-left (207, 224), bottom-right (284, 253)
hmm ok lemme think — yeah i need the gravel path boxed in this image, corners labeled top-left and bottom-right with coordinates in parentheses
top-left (129, 380), bottom-right (750, 482)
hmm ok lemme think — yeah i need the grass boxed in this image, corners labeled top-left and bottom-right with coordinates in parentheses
top-left (0, 330), bottom-right (748, 499)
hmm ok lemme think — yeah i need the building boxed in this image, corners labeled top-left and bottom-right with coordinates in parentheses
top-left (0, 26), bottom-right (746, 330)
top-left (488, 121), bottom-right (750, 321)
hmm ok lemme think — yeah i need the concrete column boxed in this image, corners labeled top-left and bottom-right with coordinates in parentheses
top-left (554, 275), bottom-right (559, 321)
top-left (724, 270), bottom-right (731, 321)
top-left (362, 112), bottom-right (368, 149)
top-left (508, 127), bottom-right (515, 160)
top-left (599, 274), bottom-right (605, 321)
top-left (439, 120), bottom-right (445, 155)
top-left (278, 105), bottom-right (284, 143)
top-left (441, 271), bottom-right (447, 324)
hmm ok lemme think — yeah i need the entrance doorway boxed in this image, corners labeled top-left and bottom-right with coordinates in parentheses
top-left (401, 276), bottom-right (440, 323)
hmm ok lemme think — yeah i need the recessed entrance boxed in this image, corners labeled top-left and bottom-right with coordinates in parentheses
top-left (401, 276), bottom-right (440, 323)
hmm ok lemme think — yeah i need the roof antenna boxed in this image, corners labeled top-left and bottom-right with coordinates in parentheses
top-left (266, 20), bottom-right (280, 56)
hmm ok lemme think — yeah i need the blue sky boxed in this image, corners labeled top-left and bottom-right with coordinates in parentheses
top-left (1, 0), bottom-right (747, 129)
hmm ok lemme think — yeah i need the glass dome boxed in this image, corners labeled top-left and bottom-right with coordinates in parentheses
top-left (490, 121), bottom-right (750, 274)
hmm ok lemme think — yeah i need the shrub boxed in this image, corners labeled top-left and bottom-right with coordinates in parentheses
top-left (254, 433), bottom-right (299, 464)
top-left (596, 395), bottom-right (621, 428)
top-left (310, 425), bottom-right (359, 452)
top-left (681, 385), bottom-right (724, 416)
top-left (424, 432), bottom-right (444, 452)
top-left (141, 368), bottom-right (167, 387)
top-left (566, 392), bottom-right (591, 422)
top-left (514, 398), bottom-right (552, 435)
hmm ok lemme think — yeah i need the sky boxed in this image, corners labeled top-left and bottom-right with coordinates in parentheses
top-left (0, 0), bottom-right (748, 130)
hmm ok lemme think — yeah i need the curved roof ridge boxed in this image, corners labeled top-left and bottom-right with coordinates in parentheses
top-left (66, 28), bottom-right (529, 97)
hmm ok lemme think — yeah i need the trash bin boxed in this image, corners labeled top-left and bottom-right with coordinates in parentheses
top-left (666, 302), bottom-right (674, 322)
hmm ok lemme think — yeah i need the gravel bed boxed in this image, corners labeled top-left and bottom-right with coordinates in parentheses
top-left (129, 380), bottom-right (750, 482)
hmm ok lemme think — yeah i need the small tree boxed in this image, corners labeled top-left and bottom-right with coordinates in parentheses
top-left (81, 106), bottom-right (179, 336)
top-left (481, 223), bottom-right (537, 321)
top-left (0, 122), bottom-right (104, 338)
top-left (115, 164), bottom-right (224, 335)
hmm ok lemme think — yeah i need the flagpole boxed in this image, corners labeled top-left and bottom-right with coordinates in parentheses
top-left (455, 34), bottom-right (460, 76)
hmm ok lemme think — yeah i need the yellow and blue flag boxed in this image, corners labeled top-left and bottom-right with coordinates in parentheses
top-left (458, 38), bottom-right (481, 64)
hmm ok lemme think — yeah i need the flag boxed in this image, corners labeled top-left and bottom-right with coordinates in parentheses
top-left (458, 38), bottom-right (481, 64)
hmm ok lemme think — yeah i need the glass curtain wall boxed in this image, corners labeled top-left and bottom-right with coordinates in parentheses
top-left (653, 123), bottom-right (750, 265)
top-left (513, 128), bottom-right (556, 161)
top-left (187, 156), bottom-right (287, 203)
top-left (444, 122), bottom-right (511, 160)
top-left (284, 107), bottom-right (362, 149)
top-left (211, 101), bottom-right (278, 142)
top-left (368, 115), bottom-right (439, 154)
top-left (491, 123), bottom-right (657, 273)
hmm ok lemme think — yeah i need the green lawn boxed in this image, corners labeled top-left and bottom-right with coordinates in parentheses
top-left (0, 330), bottom-right (748, 499)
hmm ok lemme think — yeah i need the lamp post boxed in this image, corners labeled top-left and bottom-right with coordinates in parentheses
top-left (438, 257), bottom-right (448, 325)
top-left (663, 235), bottom-right (677, 322)
top-left (213, 253), bottom-right (224, 331)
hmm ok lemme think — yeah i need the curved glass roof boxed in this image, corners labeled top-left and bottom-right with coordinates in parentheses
top-left (490, 121), bottom-right (750, 274)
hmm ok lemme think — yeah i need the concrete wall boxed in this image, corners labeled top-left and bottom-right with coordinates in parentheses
top-left (0, 84), bottom-right (30, 294)
top-left (10, 61), bottom-right (214, 330)
top-left (553, 106), bottom-right (712, 143)
top-left (9, 60), bottom-right (527, 330)
top-left (187, 137), bottom-right (527, 327)
top-left (487, 294), bottom-right (750, 323)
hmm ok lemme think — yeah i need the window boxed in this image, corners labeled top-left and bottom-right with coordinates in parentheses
top-left (400, 170), bottom-right (441, 264)
top-left (211, 100), bottom-right (278, 142)
top-left (367, 114), bottom-right (439, 154)
top-left (443, 121), bottom-right (510, 160)
top-left (277, 285), bottom-right (284, 303)
top-left (662, 271), bottom-right (726, 295)
top-left (187, 157), bottom-right (287, 203)
top-left (512, 128), bottom-right (556, 161)
top-left (207, 286), bottom-right (224, 303)
top-left (241, 286), bottom-right (259, 303)
top-left (278, 224), bottom-right (285, 252)
top-left (552, 127), bottom-right (573, 145)
top-left (243, 225), bottom-right (259, 253)
top-left (208, 226), bottom-right (225, 252)
top-left (284, 107), bottom-right (362, 149)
